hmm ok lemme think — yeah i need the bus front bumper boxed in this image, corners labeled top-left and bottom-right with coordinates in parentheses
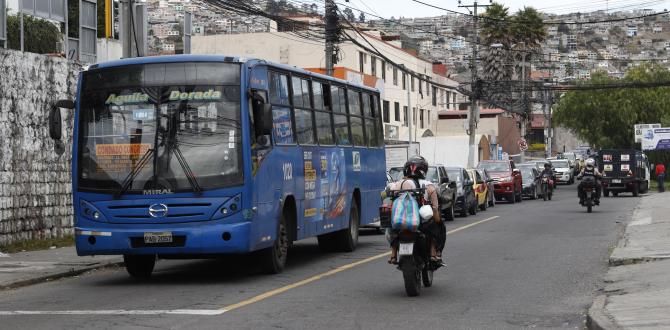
top-left (74, 221), bottom-right (255, 256)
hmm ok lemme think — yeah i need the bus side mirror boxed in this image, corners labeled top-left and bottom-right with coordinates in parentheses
top-left (50, 99), bottom-right (73, 156)
top-left (251, 91), bottom-right (272, 136)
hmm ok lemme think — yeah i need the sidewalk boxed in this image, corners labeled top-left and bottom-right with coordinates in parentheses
top-left (0, 246), bottom-right (122, 290)
top-left (588, 192), bottom-right (670, 329)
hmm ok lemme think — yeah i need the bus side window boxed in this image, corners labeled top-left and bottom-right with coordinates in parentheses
top-left (331, 85), bottom-right (351, 146)
top-left (292, 77), bottom-right (315, 145)
top-left (269, 71), bottom-right (294, 144)
top-left (314, 82), bottom-right (335, 145)
top-left (347, 89), bottom-right (365, 147)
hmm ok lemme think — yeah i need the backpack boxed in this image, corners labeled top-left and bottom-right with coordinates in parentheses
top-left (391, 190), bottom-right (421, 231)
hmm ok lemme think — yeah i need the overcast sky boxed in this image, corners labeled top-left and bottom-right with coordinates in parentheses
top-left (341, 0), bottom-right (669, 18)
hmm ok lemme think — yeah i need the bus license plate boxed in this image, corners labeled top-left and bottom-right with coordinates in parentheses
top-left (398, 243), bottom-right (414, 256)
top-left (612, 179), bottom-right (621, 183)
top-left (144, 232), bottom-right (173, 244)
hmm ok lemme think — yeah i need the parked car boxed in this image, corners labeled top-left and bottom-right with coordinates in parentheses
top-left (517, 165), bottom-right (541, 200)
top-left (477, 160), bottom-right (523, 203)
top-left (446, 166), bottom-right (478, 217)
top-left (550, 159), bottom-right (574, 184)
top-left (467, 169), bottom-right (489, 211)
top-left (388, 165), bottom-right (457, 221)
top-left (477, 169), bottom-right (496, 208)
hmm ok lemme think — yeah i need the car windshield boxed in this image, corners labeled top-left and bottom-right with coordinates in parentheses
top-left (519, 168), bottom-right (535, 182)
top-left (388, 168), bottom-right (404, 181)
top-left (426, 167), bottom-right (438, 183)
top-left (478, 162), bottom-right (510, 172)
top-left (77, 62), bottom-right (243, 194)
top-left (553, 160), bottom-right (570, 168)
top-left (446, 169), bottom-right (462, 183)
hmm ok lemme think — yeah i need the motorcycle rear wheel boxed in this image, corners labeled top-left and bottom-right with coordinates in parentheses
top-left (401, 261), bottom-right (421, 297)
top-left (422, 266), bottom-right (433, 287)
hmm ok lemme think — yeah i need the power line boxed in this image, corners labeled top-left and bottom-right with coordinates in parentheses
top-left (410, 0), bottom-right (669, 25)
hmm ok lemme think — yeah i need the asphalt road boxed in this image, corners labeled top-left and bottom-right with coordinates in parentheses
top-left (0, 184), bottom-right (641, 330)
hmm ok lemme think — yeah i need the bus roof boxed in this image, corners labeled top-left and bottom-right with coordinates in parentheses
top-left (89, 55), bottom-right (378, 93)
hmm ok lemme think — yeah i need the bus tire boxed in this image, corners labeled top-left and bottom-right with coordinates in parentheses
top-left (123, 254), bottom-right (156, 279)
top-left (260, 212), bottom-right (289, 274)
top-left (318, 201), bottom-right (359, 252)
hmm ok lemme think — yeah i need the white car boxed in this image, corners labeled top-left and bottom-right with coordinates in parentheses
top-left (549, 159), bottom-right (574, 184)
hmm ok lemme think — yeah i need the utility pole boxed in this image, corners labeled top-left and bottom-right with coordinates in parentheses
top-left (324, 0), bottom-right (337, 76)
top-left (520, 45), bottom-right (526, 163)
top-left (459, 0), bottom-right (488, 168)
top-left (120, 0), bottom-right (132, 58)
top-left (543, 83), bottom-right (553, 158)
top-left (407, 73), bottom-right (412, 157)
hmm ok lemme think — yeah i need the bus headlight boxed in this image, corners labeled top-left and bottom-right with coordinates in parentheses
top-left (212, 194), bottom-right (242, 220)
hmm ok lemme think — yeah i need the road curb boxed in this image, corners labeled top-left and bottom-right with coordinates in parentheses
top-left (587, 295), bottom-right (620, 330)
top-left (0, 260), bottom-right (124, 291)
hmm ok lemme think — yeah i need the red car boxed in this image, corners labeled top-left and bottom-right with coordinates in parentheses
top-left (477, 160), bottom-right (523, 203)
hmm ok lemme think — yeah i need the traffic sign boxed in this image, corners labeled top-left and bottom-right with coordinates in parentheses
top-left (518, 138), bottom-right (528, 151)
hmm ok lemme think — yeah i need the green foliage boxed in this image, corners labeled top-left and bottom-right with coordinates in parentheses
top-left (554, 64), bottom-right (670, 149)
top-left (511, 7), bottom-right (546, 49)
top-left (7, 14), bottom-right (61, 54)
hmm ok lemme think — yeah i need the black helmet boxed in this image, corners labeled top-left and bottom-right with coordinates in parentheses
top-left (403, 155), bottom-right (428, 179)
top-left (544, 162), bottom-right (551, 169)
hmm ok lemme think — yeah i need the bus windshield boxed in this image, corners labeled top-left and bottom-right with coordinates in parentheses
top-left (77, 62), bottom-right (243, 194)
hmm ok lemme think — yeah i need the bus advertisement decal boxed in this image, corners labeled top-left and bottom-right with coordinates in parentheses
top-left (94, 143), bottom-right (152, 173)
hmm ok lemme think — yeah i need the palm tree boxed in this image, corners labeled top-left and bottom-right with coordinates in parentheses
top-left (480, 3), bottom-right (513, 105)
top-left (510, 7), bottom-right (547, 82)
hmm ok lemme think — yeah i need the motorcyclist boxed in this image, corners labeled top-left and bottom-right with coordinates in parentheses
top-left (540, 162), bottom-right (555, 191)
top-left (577, 158), bottom-right (602, 205)
top-left (387, 155), bottom-right (443, 265)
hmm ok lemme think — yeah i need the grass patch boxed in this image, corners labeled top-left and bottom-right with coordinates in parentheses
top-left (650, 180), bottom-right (659, 191)
top-left (0, 235), bottom-right (75, 254)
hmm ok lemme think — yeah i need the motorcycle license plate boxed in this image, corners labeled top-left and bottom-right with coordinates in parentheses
top-left (398, 243), bottom-right (414, 256)
top-left (586, 191), bottom-right (592, 198)
top-left (612, 179), bottom-right (621, 183)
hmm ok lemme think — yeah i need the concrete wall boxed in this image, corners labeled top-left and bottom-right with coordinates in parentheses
top-left (0, 49), bottom-right (79, 246)
top-left (553, 125), bottom-right (588, 154)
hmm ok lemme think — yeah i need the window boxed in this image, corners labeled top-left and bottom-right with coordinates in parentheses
top-left (347, 90), bottom-right (361, 116)
top-left (420, 109), bottom-right (424, 129)
top-left (371, 56), bottom-right (377, 77)
top-left (427, 110), bottom-right (431, 126)
top-left (349, 116), bottom-right (365, 146)
top-left (291, 76), bottom-right (311, 108)
top-left (315, 111), bottom-right (334, 145)
top-left (411, 77), bottom-right (415, 92)
top-left (393, 67), bottom-right (398, 86)
top-left (363, 93), bottom-right (378, 147)
top-left (432, 86), bottom-right (437, 106)
top-left (313, 81), bottom-right (325, 110)
top-left (402, 73), bottom-right (406, 90)
top-left (331, 85), bottom-right (350, 145)
top-left (403, 106), bottom-right (408, 126)
top-left (272, 106), bottom-right (294, 144)
top-left (418, 78), bottom-right (422, 95)
top-left (383, 100), bottom-right (390, 123)
top-left (359, 52), bottom-right (365, 73)
top-left (427, 82), bottom-right (430, 96)
top-left (295, 108), bottom-right (315, 144)
top-left (269, 72), bottom-right (290, 106)
top-left (413, 107), bottom-right (417, 125)
top-left (394, 102), bottom-right (400, 121)
top-left (381, 61), bottom-right (386, 80)
top-left (446, 91), bottom-right (450, 109)
top-left (331, 85), bottom-right (346, 113)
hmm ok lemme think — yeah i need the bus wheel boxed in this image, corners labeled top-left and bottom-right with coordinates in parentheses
top-left (260, 212), bottom-right (289, 274)
top-left (318, 201), bottom-right (359, 252)
top-left (123, 254), bottom-right (156, 279)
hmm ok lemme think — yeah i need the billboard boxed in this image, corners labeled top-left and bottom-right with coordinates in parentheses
top-left (634, 123), bottom-right (661, 143)
top-left (641, 127), bottom-right (670, 151)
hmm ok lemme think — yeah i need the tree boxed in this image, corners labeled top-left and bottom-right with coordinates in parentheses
top-left (342, 8), bottom-right (355, 22)
top-left (7, 14), bottom-right (61, 54)
top-left (554, 64), bottom-right (670, 150)
top-left (480, 2), bottom-right (513, 83)
top-left (359, 12), bottom-right (366, 23)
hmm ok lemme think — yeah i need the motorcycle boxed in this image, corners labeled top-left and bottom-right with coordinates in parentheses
top-left (382, 188), bottom-right (440, 297)
top-left (541, 173), bottom-right (553, 201)
top-left (580, 176), bottom-right (599, 213)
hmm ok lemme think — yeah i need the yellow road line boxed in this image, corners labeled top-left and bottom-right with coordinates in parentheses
top-left (220, 215), bottom-right (500, 313)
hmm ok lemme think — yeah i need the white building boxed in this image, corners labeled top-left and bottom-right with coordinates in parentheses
top-left (192, 29), bottom-right (465, 142)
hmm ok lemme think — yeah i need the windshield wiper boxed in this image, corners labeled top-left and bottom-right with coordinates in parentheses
top-left (114, 148), bottom-right (155, 198)
top-left (170, 142), bottom-right (203, 195)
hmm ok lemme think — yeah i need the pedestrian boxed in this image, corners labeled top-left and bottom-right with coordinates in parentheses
top-left (656, 162), bottom-right (666, 193)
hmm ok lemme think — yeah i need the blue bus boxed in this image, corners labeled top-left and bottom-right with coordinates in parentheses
top-left (49, 55), bottom-right (386, 276)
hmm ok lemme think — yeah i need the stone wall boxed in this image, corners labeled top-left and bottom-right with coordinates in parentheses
top-left (0, 49), bottom-right (80, 246)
